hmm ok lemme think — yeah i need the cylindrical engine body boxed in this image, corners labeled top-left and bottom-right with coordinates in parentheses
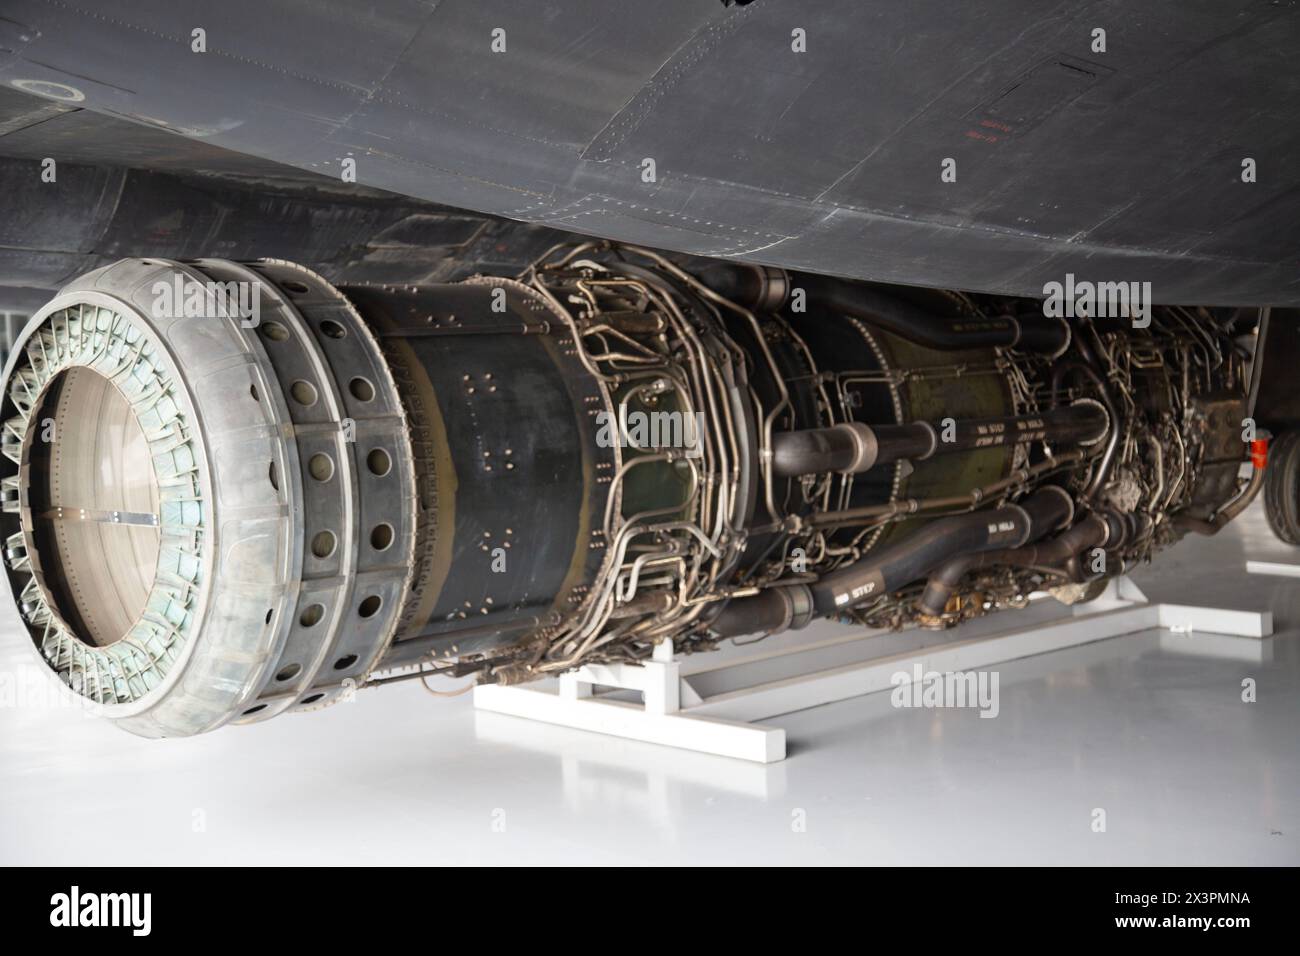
top-left (0, 250), bottom-right (1251, 736)
top-left (340, 280), bottom-right (619, 668)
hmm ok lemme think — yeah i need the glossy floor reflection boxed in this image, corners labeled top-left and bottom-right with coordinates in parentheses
top-left (1, 502), bottom-right (1296, 865)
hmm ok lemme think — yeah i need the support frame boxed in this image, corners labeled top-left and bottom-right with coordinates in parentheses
top-left (473, 578), bottom-right (1271, 764)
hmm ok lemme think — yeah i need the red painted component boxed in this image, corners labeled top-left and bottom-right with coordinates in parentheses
top-left (1251, 437), bottom-right (1270, 469)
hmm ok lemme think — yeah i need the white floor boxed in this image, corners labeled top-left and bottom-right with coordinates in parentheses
top-left (1, 501), bottom-right (1297, 866)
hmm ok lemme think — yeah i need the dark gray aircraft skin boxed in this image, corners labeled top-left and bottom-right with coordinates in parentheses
top-left (0, 0), bottom-right (1297, 305)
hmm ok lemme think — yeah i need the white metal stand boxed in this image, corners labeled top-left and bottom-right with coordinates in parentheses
top-left (473, 577), bottom-right (1272, 764)
top-left (1246, 560), bottom-right (1300, 578)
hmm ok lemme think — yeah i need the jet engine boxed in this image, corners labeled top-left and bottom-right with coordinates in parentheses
top-left (0, 244), bottom-right (1261, 735)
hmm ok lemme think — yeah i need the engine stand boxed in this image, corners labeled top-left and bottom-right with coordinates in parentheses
top-left (1246, 560), bottom-right (1300, 578)
top-left (472, 576), bottom-right (1271, 764)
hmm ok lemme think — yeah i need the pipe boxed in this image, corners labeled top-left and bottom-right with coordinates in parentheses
top-left (919, 506), bottom-right (1159, 616)
top-left (686, 261), bottom-right (790, 313)
top-left (709, 584), bottom-right (815, 639)
top-left (796, 275), bottom-right (1071, 355)
top-left (808, 486), bottom-right (1074, 614)
top-left (918, 512), bottom-right (1114, 616)
top-left (1051, 358), bottom-right (1119, 500)
top-left (770, 404), bottom-right (1108, 478)
top-left (1173, 438), bottom-right (1269, 535)
top-left (770, 422), bottom-right (882, 477)
top-left (920, 404), bottom-right (1107, 459)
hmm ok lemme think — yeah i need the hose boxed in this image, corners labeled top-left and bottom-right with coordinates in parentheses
top-left (807, 486), bottom-right (1074, 614)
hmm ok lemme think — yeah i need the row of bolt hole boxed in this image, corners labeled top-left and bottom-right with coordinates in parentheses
top-left (244, 305), bottom-right (389, 716)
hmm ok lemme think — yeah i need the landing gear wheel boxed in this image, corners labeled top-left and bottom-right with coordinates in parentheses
top-left (1263, 429), bottom-right (1300, 545)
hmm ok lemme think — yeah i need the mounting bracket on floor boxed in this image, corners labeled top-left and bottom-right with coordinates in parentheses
top-left (473, 577), bottom-right (1272, 764)
top-left (1246, 560), bottom-right (1300, 578)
